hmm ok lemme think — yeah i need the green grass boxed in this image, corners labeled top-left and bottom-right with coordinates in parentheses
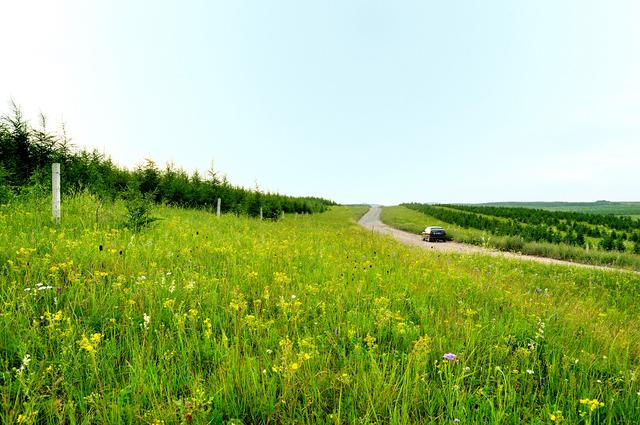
top-left (1, 194), bottom-right (640, 423)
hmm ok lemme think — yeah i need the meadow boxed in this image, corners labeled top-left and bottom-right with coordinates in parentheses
top-left (1, 194), bottom-right (640, 424)
top-left (386, 205), bottom-right (640, 272)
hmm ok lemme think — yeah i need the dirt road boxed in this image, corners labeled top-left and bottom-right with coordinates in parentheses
top-left (358, 207), bottom-right (636, 273)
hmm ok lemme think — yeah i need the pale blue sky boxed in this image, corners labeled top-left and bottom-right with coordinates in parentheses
top-left (1, 1), bottom-right (639, 204)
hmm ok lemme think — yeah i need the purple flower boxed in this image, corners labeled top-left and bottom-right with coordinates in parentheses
top-left (443, 352), bottom-right (457, 361)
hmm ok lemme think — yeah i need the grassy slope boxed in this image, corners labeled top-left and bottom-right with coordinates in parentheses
top-left (382, 205), bottom-right (640, 272)
top-left (1, 195), bottom-right (640, 423)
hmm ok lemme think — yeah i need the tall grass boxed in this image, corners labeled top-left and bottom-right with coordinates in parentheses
top-left (1, 195), bottom-right (639, 423)
top-left (382, 205), bottom-right (640, 272)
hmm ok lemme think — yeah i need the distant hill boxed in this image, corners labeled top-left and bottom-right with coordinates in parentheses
top-left (477, 201), bottom-right (640, 217)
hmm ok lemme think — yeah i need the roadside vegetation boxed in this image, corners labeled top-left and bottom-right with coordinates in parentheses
top-left (382, 205), bottom-right (640, 271)
top-left (2, 194), bottom-right (640, 423)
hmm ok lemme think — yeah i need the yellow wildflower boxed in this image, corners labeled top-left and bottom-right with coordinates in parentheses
top-left (188, 308), bottom-right (199, 320)
top-left (273, 271), bottom-right (291, 285)
top-left (78, 333), bottom-right (101, 353)
top-left (549, 410), bottom-right (564, 422)
top-left (229, 293), bottom-right (247, 312)
top-left (364, 334), bottom-right (378, 350)
top-left (579, 398), bottom-right (604, 412)
top-left (338, 372), bottom-right (352, 385)
top-left (203, 318), bottom-right (212, 339)
top-left (77, 335), bottom-right (95, 353)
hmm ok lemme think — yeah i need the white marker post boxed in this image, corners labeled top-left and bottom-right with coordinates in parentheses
top-left (260, 207), bottom-right (263, 220)
top-left (52, 163), bottom-right (61, 224)
top-left (216, 198), bottom-right (221, 217)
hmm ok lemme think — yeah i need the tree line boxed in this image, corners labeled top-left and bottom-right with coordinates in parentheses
top-left (0, 102), bottom-right (334, 217)
top-left (403, 203), bottom-right (640, 254)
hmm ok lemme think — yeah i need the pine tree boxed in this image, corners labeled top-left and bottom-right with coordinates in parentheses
top-left (599, 236), bottom-right (614, 251)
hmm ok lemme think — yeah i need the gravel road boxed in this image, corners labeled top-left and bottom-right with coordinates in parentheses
top-left (358, 207), bottom-right (636, 273)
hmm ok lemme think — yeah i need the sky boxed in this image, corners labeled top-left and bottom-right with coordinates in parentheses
top-left (1, 0), bottom-right (639, 205)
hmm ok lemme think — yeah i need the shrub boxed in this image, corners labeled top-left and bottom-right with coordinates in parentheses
top-left (123, 186), bottom-right (158, 232)
top-left (500, 236), bottom-right (525, 252)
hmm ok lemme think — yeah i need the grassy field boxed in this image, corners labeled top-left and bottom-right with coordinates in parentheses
top-left (382, 206), bottom-right (640, 272)
top-left (2, 195), bottom-right (640, 423)
top-left (478, 202), bottom-right (640, 217)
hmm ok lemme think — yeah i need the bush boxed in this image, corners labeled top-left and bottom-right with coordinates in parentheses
top-left (499, 236), bottom-right (525, 252)
top-left (123, 187), bottom-right (158, 232)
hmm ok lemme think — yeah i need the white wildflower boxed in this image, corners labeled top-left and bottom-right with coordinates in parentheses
top-left (16, 354), bottom-right (31, 376)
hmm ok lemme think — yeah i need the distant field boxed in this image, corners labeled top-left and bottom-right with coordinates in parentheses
top-left (478, 201), bottom-right (640, 217)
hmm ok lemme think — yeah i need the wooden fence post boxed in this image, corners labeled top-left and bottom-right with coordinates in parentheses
top-left (52, 163), bottom-right (61, 224)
